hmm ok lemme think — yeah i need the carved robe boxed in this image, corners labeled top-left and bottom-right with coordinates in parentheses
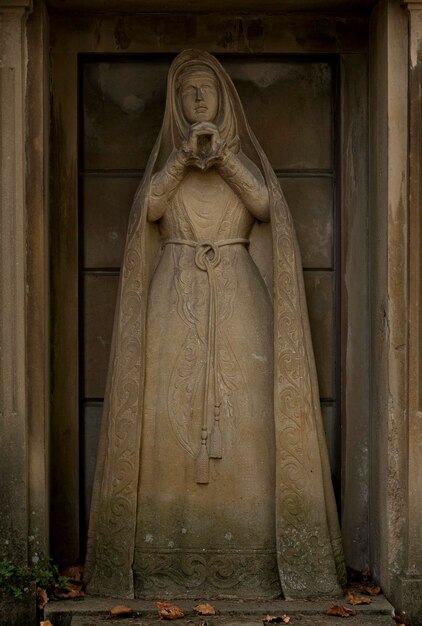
top-left (133, 165), bottom-right (277, 597)
top-left (85, 49), bottom-right (346, 600)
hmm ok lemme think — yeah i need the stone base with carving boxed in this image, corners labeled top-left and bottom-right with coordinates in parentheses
top-left (134, 548), bottom-right (281, 599)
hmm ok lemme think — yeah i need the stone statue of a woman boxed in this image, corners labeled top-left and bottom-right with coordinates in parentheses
top-left (85, 49), bottom-right (346, 600)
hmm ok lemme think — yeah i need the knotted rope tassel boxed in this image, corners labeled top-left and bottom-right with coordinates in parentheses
top-left (194, 244), bottom-right (217, 482)
top-left (196, 427), bottom-right (210, 484)
top-left (201, 249), bottom-right (223, 462)
top-left (209, 402), bottom-right (222, 459)
top-left (163, 238), bottom-right (249, 483)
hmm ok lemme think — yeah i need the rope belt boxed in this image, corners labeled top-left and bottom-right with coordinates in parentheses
top-left (163, 238), bottom-right (249, 484)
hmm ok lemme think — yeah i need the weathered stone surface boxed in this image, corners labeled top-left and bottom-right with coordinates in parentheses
top-left (404, 0), bottom-right (422, 582)
top-left (68, 618), bottom-right (395, 626)
top-left (368, 0), bottom-right (410, 612)
top-left (0, 0), bottom-right (32, 564)
top-left (45, 595), bottom-right (394, 626)
top-left (386, 3), bottom-right (422, 623)
top-left (46, 0), bottom-right (378, 12)
top-left (84, 50), bottom-right (345, 600)
top-left (26, 0), bottom-right (51, 562)
top-left (0, 589), bottom-right (36, 626)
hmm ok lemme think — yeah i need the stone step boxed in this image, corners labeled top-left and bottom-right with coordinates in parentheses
top-left (44, 596), bottom-right (395, 626)
top-left (68, 617), bottom-right (395, 626)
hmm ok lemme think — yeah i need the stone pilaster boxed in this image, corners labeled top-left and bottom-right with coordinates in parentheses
top-left (0, 0), bottom-right (33, 564)
top-left (393, 2), bottom-right (422, 621)
top-left (368, 0), bottom-right (408, 605)
top-left (25, 0), bottom-right (50, 564)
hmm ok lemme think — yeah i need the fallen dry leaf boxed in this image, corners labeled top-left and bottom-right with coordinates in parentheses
top-left (40, 621), bottom-right (53, 626)
top-left (348, 592), bottom-right (372, 606)
top-left (37, 587), bottom-right (48, 609)
top-left (193, 603), bottom-right (216, 616)
top-left (364, 584), bottom-right (381, 595)
top-left (110, 604), bottom-right (133, 616)
top-left (326, 605), bottom-right (355, 618)
top-left (54, 582), bottom-right (85, 599)
top-left (157, 601), bottom-right (185, 620)
top-left (349, 581), bottom-right (381, 597)
top-left (263, 615), bottom-right (290, 623)
top-left (61, 564), bottom-right (84, 582)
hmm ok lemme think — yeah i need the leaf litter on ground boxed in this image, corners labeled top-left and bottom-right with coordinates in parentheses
top-left (193, 603), bottom-right (216, 615)
top-left (61, 564), bottom-right (84, 583)
top-left (37, 586), bottom-right (48, 609)
top-left (347, 591), bottom-right (372, 605)
top-left (363, 584), bottom-right (381, 595)
top-left (110, 604), bottom-right (133, 617)
top-left (326, 605), bottom-right (356, 618)
top-left (346, 566), bottom-right (381, 597)
top-left (157, 600), bottom-right (185, 620)
top-left (54, 581), bottom-right (85, 599)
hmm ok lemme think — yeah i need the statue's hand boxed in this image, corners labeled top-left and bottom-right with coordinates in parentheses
top-left (183, 122), bottom-right (225, 170)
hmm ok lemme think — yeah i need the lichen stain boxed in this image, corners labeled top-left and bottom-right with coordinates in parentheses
top-left (93, 18), bottom-right (103, 49)
top-left (217, 17), bottom-right (265, 52)
top-left (217, 19), bottom-right (244, 50)
top-left (295, 20), bottom-right (336, 51)
top-left (114, 17), bottom-right (131, 51)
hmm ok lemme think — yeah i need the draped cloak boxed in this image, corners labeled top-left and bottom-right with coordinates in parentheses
top-left (84, 49), bottom-right (346, 600)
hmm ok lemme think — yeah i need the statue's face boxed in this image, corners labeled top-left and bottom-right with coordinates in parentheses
top-left (180, 71), bottom-right (219, 124)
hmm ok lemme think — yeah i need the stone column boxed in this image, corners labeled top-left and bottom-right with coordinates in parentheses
top-left (369, 0), bottom-right (408, 604)
top-left (0, 0), bottom-right (33, 564)
top-left (394, 3), bottom-right (422, 620)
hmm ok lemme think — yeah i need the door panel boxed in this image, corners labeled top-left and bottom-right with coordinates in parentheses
top-left (304, 271), bottom-right (335, 399)
top-left (83, 274), bottom-right (119, 399)
top-left (82, 177), bottom-right (137, 268)
top-left (83, 61), bottom-right (169, 170)
top-left (223, 60), bottom-right (332, 170)
top-left (282, 177), bottom-right (333, 269)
